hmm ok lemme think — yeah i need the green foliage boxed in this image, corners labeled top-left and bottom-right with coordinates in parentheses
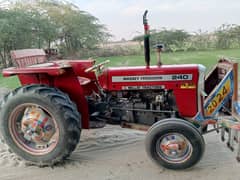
top-left (133, 24), bottom-right (240, 53)
top-left (215, 24), bottom-right (233, 49)
top-left (0, 8), bottom-right (56, 66)
top-left (0, 0), bottom-right (110, 67)
top-left (215, 24), bottom-right (240, 49)
top-left (30, 0), bottom-right (110, 55)
top-left (133, 29), bottom-right (190, 52)
top-left (188, 30), bottom-right (216, 51)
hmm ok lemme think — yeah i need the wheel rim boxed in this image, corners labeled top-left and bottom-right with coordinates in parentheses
top-left (9, 103), bottom-right (60, 156)
top-left (156, 133), bottom-right (193, 164)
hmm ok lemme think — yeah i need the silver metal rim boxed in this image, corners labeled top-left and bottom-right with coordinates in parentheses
top-left (156, 133), bottom-right (193, 164)
top-left (9, 103), bottom-right (60, 156)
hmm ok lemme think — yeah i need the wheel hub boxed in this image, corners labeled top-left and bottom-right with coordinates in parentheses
top-left (157, 133), bottom-right (192, 163)
top-left (21, 107), bottom-right (55, 145)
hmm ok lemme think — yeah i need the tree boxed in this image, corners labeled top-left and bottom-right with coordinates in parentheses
top-left (14, 0), bottom-right (110, 56)
top-left (0, 0), bottom-right (110, 67)
top-left (214, 24), bottom-right (234, 49)
top-left (133, 28), bottom-right (190, 52)
top-left (0, 8), bottom-right (57, 67)
top-left (189, 30), bottom-right (216, 51)
top-left (228, 25), bottom-right (240, 48)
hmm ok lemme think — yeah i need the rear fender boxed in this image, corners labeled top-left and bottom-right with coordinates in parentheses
top-left (16, 72), bottom-right (90, 129)
top-left (53, 72), bottom-right (89, 129)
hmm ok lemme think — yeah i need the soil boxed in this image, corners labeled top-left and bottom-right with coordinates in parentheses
top-left (0, 88), bottom-right (239, 180)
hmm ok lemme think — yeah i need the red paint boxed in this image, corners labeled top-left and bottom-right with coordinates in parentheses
top-left (53, 71), bottom-right (90, 128)
top-left (144, 24), bottom-right (149, 31)
top-left (3, 60), bottom-right (96, 129)
top-left (3, 59), bottom-right (201, 128)
top-left (99, 65), bottom-right (199, 117)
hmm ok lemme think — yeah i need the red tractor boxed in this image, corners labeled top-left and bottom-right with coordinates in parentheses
top-left (1, 11), bottom-right (240, 170)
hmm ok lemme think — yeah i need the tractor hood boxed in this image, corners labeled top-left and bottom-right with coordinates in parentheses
top-left (99, 64), bottom-right (203, 91)
top-left (98, 64), bottom-right (205, 117)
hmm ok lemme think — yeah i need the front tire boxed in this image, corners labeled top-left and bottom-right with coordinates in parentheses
top-left (0, 84), bottom-right (81, 166)
top-left (145, 118), bottom-right (205, 170)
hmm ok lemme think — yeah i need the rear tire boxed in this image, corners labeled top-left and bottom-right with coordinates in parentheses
top-left (145, 118), bottom-right (205, 170)
top-left (0, 84), bottom-right (81, 166)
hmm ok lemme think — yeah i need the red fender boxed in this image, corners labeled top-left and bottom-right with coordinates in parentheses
top-left (53, 72), bottom-right (89, 129)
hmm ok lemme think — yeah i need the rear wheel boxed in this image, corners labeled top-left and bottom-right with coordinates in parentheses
top-left (0, 84), bottom-right (81, 166)
top-left (145, 118), bottom-right (205, 170)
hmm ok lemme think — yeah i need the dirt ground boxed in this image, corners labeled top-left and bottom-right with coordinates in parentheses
top-left (0, 88), bottom-right (240, 180)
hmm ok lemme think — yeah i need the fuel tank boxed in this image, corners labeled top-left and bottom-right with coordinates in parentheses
top-left (98, 64), bottom-right (205, 117)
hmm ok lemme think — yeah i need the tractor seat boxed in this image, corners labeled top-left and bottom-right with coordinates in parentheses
top-left (10, 49), bottom-right (47, 68)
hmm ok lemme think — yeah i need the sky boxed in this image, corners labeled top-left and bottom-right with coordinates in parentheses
top-left (70, 0), bottom-right (240, 41)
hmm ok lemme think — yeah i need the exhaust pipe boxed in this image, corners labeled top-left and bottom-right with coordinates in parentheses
top-left (143, 10), bottom-right (150, 67)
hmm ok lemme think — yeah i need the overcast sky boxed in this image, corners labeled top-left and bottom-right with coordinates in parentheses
top-left (69, 0), bottom-right (240, 41)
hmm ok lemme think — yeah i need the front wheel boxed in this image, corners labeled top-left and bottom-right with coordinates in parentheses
top-left (145, 118), bottom-right (205, 170)
top-left (0, 85), bottom-right (81, 166)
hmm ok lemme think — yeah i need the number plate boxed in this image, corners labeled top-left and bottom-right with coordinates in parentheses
top-left (204, 71), bottom-right (233, 117)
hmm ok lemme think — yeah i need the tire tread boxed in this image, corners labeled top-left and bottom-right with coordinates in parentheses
top-left (0, 84), bottom-right (81, 166)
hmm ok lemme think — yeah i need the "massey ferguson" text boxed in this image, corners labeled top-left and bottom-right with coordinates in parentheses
top-left (112, 74), bottom-right (193, 82)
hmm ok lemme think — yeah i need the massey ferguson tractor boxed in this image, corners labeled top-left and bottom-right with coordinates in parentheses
top-left (0, 11), bottom-right (240, 170)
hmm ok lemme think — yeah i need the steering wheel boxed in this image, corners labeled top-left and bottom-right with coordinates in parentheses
top-left (85, 60), bottom-right (110, 73)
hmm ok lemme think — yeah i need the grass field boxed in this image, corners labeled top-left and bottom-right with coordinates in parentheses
top-left (97, 49), bottom-right (240, 68)
top-left (0, 74), bottom-right (20, 89)
top-left (0, 49), bottom-right (239, 89)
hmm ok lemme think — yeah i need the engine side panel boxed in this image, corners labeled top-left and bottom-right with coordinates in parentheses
top-left (100, 65), bottom-right (200, 117)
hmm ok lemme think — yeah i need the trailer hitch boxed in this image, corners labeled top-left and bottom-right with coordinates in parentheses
top-left (218, 119), bottom-right (240, 161)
